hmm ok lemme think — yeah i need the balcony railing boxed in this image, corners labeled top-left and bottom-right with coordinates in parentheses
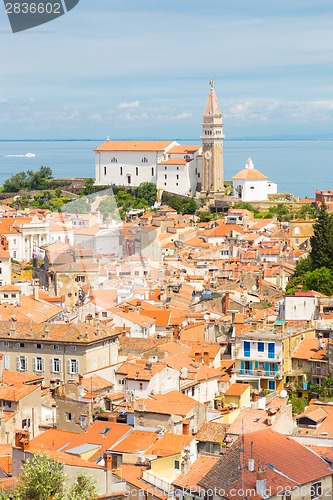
top-left (311, 366), bottom-right (329, 377)
top-left (142, 471), bottom-right (173, 494)
top-left (236, 369), bottom-right (281, 378)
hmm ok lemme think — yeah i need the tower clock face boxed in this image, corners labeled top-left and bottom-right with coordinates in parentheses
top-left (204, 150), bottom-right (211, 160)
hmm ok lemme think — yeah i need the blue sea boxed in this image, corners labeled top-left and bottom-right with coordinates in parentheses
top-left (0, 139), bottom-right (331, 198)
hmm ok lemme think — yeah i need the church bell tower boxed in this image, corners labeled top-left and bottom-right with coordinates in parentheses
top-left (201, 80), bottom-right (224, 193)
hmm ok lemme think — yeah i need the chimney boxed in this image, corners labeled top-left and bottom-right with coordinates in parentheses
top-left (44, 323), bottom-right (50, 339)
top-left (104, 452), bottom-right (113, 471)
top-left (9, 320), bottom-right (16, 337)
top-left (173, 324), bottom-right (180, 339)
top-left (203, 350), bottom-right (210, 366)
top-left (248, 441), bottom-right (254, 471)
top-left (182, 420), bottom-right (190, 435)
top-left (256, 464), bottom-right (267, 498)
top-left (33, 285), bottom-right (39, 301)
top-left (194, 351), bottom-right (201, 363)
top-left (15, 430), bottom-right (30, 450)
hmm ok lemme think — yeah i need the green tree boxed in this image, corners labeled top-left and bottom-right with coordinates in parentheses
top-left (64, 197), bottom-right (90, 214)
top-left (98, 196), bottom-right (119, 220)
top-left (3, 172), bottom-right (28, 192)
top-left (83, 178), bottom-right (95, 196)
top-left (136, 182), bottom-right (157, 207)
top-left (182, 197), bottom-right (197, 215)
top-left (15, 454), bottom-right (65, 500)
top-left (310, 203), bottom-right (333, 270)
top-left (288, 392), bottom-right (309, 415)
top-left (67, 473), bottom-right (97, 500)
top-left (303, 267), bottom-right (333, 295)
top-left (1, 454), bottom-right (97, 500)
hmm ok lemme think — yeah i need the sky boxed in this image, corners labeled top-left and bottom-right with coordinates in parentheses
top-left (1, 0), bottom-right (333, 139)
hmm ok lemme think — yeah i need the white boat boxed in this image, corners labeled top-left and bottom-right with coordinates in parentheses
top-left (24, 153), bottom-right (36, 158)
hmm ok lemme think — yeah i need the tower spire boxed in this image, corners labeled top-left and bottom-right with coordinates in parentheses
top-left (201, 81), bottom-right (224, 194)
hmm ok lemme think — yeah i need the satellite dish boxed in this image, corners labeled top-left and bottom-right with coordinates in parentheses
top-left (279, 390), bottom-right (288, 398)
top-left (204, 314), bottom-right (209, 321)
top-left (252, 285), bottom-right (257, 292)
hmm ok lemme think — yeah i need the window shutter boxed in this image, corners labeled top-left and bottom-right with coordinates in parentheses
top-left (24, 356), bottom-right (28, 371)
top-left (58, 359), bottom-right (62, 373)
top-left (50, 358), bottom-right (54, 373)
top-left (4, 355), bottom-right (9, 370)
top-left (41, 358), bottom-right (45, 372)
top-left (33, 357), bottom-right (37, 372)
top-left (76, 360), bottom-right (79, 375)
top-left (16, 356), bottom-right (20, 371)
top-left (67, 360), bottom-right (71, 374)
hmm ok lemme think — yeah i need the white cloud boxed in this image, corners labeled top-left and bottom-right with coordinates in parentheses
top-left (173, 112), bottom-right (192, 120)
top-left (117, 100), bottom-right (140, 109)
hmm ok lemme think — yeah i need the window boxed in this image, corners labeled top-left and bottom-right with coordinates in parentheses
top-left (0, 268), bottom-right (2, 275)
top-left (151, 167), bottom-right (154, 176)
top-left (119, 379), bottom-right (126, 385)
top-left (13, 251), bottom-right (16, 259)
top-left (22, 418), bottom-right (31, 429)
top-left (104, 166), bottom-right (107, 175)
top-left (80, 415), bottom-right (87, 428)
top-left (4, 355), bottom-right (9, 370)
top-left (65, 412), bottom-right (72, 422)
top-left (268, 343), bottom-right (275, 359)
top-left (191, 386), bottom-right (195, 396)
top-left (174, 460), bottom-right (180, 470)
top-left (70, 346), bottom-right (77, 352)
top-left (139, 382), bottom-right (143, 390)
top-left (244, 341), bottom-right (250, 357)
top-left (268, 380), bottom-right (276, 391)
top-left (2, 341), bottom-right (9, 348)
top-left (176, 175), bottom-right (179, 180)
top-left (4, 294), bottom-right (8, 299)
top-left (165, 174), bottom-right (167, 179)
top-left (18, 343), bottom-right (25, 348)
top-left (311, 482), bottom-right (322, 499)
top-left (75, 275), bottom-right (85, 282)
top-left (102, 311), bottom-right (107, 317)
top-left (51, 358), bottom-right (61, 373)
top-left (34, 357), bottom-right (44, 372)
top-left (36, 343), bottom-right (43, 349)
top-left (120, 166), bottom-right (123, 175)
top-left (53, 345), bottom-right (59, 350)
top-left (258, 342), bottom-right (264, 352)
top-left (68, 359), bottom-right (79, 375)
top-left (17, 356), bottom-right (28, 372)
top-left (136, 167), bottom-right (139, 176)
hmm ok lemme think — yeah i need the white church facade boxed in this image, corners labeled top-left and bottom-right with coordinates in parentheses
top-left (94, 81), bottom-right (225, 198)
top-left (94, 140), bottom-right (202, 197)
top-left (232, 158), bottom-right (277, 202)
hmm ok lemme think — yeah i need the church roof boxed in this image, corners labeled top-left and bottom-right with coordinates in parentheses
top-left (232, 157), bottom-right (268, 180)
top-left (203, 82), bottom-right (222, 117)
top-left (95, 140), bottom-right (175, 152)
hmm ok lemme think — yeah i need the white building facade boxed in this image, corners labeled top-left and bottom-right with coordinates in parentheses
top-left (232, 158), bottom-right (277, 202)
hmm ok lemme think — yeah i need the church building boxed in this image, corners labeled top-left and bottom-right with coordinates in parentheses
top-left (232, 158), bottom-right (277, 202)
top-left (94, 82), bottom-right (225, 198)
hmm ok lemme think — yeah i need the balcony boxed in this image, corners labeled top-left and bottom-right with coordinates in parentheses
top-left (142, 471), bottom-right (173, 494)
top-left (236, 369), bottom-right (282, 379)
top-left (311, 366), bottom-right (329, 377)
